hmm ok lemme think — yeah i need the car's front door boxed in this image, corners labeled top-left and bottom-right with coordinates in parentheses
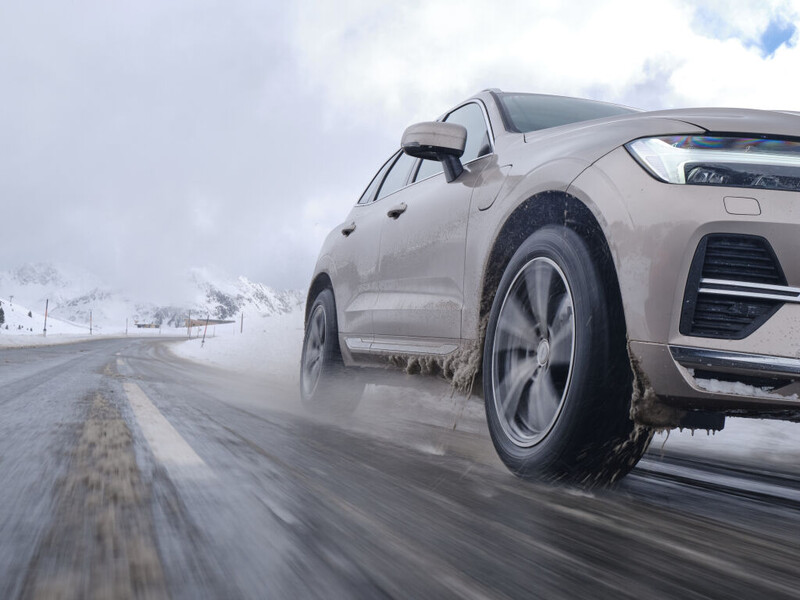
top-left (332, 151), bottom-right (405, 339)
top-left (372, 102), bottom-right (494, 343)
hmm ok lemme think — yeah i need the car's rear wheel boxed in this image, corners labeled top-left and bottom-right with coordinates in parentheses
top-left (483, 226), bottom-right (651, 484)
top-left (300, 288), bottom-right (363, 416)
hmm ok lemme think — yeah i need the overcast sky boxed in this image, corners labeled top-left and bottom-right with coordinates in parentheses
top-left (2, 0), bottom-right (799, 299)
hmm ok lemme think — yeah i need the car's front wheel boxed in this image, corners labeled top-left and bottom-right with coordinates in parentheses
top-left (300, 288), bottom-right (363, 417)
top-left (483, 226), bottom-right (651, 484)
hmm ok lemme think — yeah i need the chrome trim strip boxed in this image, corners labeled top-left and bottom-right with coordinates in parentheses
top-left (699, 288), bottom-right (800, 302)
top-left (702, 278), bottom-right (800, 295)
top-left (344, 337), bottom-right (372, 351)
top-left (670, 345), bottom-right (800, 378)
top-left (344, 336), bottom-right (458, 356)
top-left (698, 278), bottom-right (800, 303)
top-left (370, 339), bottom-right (458, 355)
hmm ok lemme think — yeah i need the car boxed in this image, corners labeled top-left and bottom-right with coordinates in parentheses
top-left (300, 89), bottom-right (800, 483)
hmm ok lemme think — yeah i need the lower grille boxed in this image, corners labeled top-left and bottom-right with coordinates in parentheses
top-left (680, 234), bottom-right (787, 339)
top-left (702, 236), bottom-right (785, 283)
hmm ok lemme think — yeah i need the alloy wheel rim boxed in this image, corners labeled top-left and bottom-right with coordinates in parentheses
top-left (301, 305), bottom-right (326, 398)
top-left (492, 257), bottom-right (576, 447)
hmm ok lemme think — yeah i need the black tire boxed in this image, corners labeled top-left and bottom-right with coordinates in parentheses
top-left (300, 288), bottom-right (364, 417)
top-left (483, 226), bottom-right (651, 484)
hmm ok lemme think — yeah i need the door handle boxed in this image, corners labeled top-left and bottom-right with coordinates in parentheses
top-left (341, 222), bottom-right (356, 236)
top-left (387, 203), bottom-right (407, 219)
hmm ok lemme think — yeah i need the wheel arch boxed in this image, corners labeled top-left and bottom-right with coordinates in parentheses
top-left (305, 272), bottom-right (334, 325)
top-left (478, 191), bottom-right (626, 342)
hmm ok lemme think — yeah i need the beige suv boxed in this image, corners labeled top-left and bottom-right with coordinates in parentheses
top-left (301, 90), bottom-right (800, 483)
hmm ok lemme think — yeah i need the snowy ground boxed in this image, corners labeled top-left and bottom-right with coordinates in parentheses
top-left (0, 296), bottom-right (184, 348)
top-left (172, 311), bottom-right (800, 473)
top-left (173, 310), bottom-right (305, 381)
top-left (0, 297), bottom-right (89, 338)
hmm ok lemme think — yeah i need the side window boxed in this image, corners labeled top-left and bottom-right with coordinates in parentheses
top-left (446, 102), bottom-right (491, 164)
top-left (414, 153), bottom-right (443, 182)
top-left (376, 150), bottom-right (416, 201)
top-left (358, 152), bottom-right (397, 205)
top-left (413, 102), bottom-right (492, 183)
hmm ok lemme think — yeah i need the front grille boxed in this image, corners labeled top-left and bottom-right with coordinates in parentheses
top-left (680, 234), bottom-right (786, 339)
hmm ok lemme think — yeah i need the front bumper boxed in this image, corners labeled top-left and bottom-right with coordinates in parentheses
top-left (630, 341), bottom-right (800, 417)
top-left (570, 146), bottom-right (800, 417)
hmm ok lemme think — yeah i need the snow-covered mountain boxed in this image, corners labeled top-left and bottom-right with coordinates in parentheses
top-left (0, 263), bottom-right (304, 333)
top-left (188, 268), bottom-right (304, 321)
top-left (0, 263), bottom-right (104, 309)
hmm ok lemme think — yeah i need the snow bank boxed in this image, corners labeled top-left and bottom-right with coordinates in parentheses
top-left (0, 295), bottom-right (106, 347)
top-left (171, 310), bottom-right (304, 381)
top-left (0, 296), bottom-right (88, 337)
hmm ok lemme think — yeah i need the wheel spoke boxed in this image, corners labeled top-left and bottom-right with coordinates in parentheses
top-left (527, 371), bottom-right (559, 432)
top-left (525, 261), bottom-right (553, 327)
top-left (313, 312), bottom-right (325, 345)
top-left (549, 317), bottom-right (573, 368)
top-left (497, 293), bottom-right (540, 346)
top-left (550, 294), bottom-right (571, 328)
top-left (309, 356), bottom-right (321, 379)
top-left (500, 355), bottom-right (540, 422)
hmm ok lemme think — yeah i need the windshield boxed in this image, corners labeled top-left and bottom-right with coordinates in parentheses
top-left (498, 93), bottom-right (638, 133)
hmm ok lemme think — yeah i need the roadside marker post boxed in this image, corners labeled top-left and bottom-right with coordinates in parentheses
top-left (201, 313), bottom-right (210, 348)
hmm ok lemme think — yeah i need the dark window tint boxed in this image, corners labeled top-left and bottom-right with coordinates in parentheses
top-left (376, 151), bottom-right (416, 200)
top-left (498, 93), bottom-right (638, 133)
top-left (358, 152), bottom-right (397, 204)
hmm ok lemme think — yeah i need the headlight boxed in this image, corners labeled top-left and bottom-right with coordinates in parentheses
top-left (625, 136), bottom-right (800, 191)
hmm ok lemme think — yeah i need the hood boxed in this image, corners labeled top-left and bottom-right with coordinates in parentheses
top-left (639, 107), bottom-right (800, 139)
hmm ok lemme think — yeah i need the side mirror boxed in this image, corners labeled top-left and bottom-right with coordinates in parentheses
top-left (401, 121), bottom-right (467, 183)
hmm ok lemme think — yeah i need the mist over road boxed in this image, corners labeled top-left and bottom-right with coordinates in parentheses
top-left (2, 339), bottom-right (800, 599)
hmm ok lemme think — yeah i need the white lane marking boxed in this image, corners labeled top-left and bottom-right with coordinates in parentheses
top-left (123, 381), bottom-right (211, 478)
top-left (116, 357), bottom-right (133, 376)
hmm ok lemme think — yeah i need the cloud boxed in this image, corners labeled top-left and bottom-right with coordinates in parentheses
top-left (289, 0), bottom-right (800, 117)
top-left (3, 0), bottom-right (800, 295)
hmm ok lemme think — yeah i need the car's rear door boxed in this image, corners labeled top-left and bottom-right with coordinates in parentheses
top-left (372, 101), bottom-right (494, 343)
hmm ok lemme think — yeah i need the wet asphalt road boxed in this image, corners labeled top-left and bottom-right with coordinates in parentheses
top-left (2, 338), bottom-right (800, 599)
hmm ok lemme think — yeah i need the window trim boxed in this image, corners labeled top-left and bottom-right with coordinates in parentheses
top-left (411, 99), bottom-right (496, 184)
top-left (355, 99), bottom-right (498, 206)
top-left (445, 99), bottom-right (496, 157)
top-left (356, 151), bottom-right (401, 206)
top-left (374, 149), bottom-right (417, 203)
